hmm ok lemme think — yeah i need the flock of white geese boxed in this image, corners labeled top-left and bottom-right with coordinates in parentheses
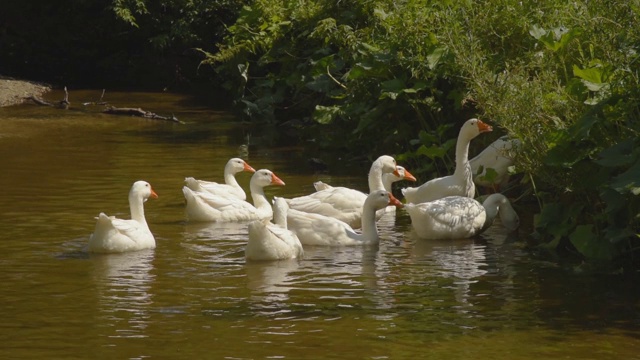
top-left (88, 118), bottom-right (521, 261)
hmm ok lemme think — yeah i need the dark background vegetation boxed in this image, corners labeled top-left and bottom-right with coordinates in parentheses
top-left (1, 0), bottom-right (639, 272)
top-left (0, 0), bottom-right (245, 90)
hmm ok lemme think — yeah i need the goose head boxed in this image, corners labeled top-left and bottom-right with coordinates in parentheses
top-left (227, 158), bottom-right (256, 174)
top-left (251, 169), bottom-right (286, 188)
top-left (366, 190), bottom-right (404, 211)
top-left (375, 155), bottom-right (401, 177)
top-left (130, 180), bottom-right (158, 203)
top-left (392, 166), bottom-right (417, 182)
top-left (461, 118), bottom-right (493, 140)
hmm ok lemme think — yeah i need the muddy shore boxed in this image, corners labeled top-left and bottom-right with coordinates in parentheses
top-left (0, 77), bottom-right (51, 107)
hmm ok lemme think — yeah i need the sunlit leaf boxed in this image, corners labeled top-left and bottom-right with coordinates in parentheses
top-left (573, 65), bottom-right (604, 84)
top-left (373, 8), bottom-right (389, 20)
top-left (529, 25), bottom-right (547, 40)
top-left (313, 105), bottom-right (341, 125)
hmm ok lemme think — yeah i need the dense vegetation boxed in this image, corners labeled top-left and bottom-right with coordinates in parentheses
top-left (203, 0), bottom-right (640, 271)
top-left (2, 0), bottom-right (639, 271)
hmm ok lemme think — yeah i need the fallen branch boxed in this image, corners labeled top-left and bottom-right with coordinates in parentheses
top-left (27, 86), bottom-right (70, 109)
top-left (82, 89), bottom-right (108, 106)
top-left (103, 106), bottom-right (181, 123)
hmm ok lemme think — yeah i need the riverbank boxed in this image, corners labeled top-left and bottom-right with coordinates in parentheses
top-left (0, 77), bottom-right (51, 107)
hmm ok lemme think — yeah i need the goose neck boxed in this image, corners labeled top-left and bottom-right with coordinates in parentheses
top-left (368, 162), bottom-right (386, 192)
top-left (129, 194), bottom-right (147, 226)
top-left (250, 184), bottom-right (270, 210)
top-left (360, 204), bottom-right (380, 244)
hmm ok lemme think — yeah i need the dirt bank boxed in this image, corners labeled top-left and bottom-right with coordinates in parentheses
top-left (0, 78), bottom-right (51, 107)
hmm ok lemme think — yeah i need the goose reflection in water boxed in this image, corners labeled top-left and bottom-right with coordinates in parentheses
top-left (405, 235), bottom-right (488, 309)
top-left (91, 250), bottom-right (155, 339)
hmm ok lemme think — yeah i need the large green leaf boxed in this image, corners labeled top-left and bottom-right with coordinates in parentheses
top-left (416, 144), bottom-right (447, 159)
top-left (427, 46), bottom-right (447, 69)
top-left (573, 65), bottom-right (605, 84)
top-left (595, 139), bottom-right (637, 168)
top-left (610, 160), bottom-right (640, 194)
top-left (570, 225), bottom-right (614, 260)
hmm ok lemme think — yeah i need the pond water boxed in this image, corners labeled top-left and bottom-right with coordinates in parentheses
top-left (0, 90), bottom-right (639, 359)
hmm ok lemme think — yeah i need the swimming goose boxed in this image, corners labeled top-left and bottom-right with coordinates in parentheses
top-left (246, 197), bottom-right (304, 261)
top-left (314, 165), bottom-right (416, 193)
top-left (287, 190), bottom-right (403, 246)
top-left (185, 158), bottom-right (255, 200)
top-left (88, 181), bottom-right (158, 253)
top-left (404, 193), bottom-right (519, 240)
top-left (183, 169), bottom-right (285, 222)
top-left (285, 155), bottom-right (400, 228)
top-left (402, 118), bottom-right (492, 203)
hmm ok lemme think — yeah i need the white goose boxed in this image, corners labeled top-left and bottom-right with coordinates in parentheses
top-left (182, 169), bottom-right (285, 222)
top-left (245, 197), bottom-right (304, 261)
top-left (470, 136), bottom-right (521, 191)
top-left (287, 190), bottom-right (403, 246)
top-left (185, 158), bottom-right (255, 200)
top-left (402, 118), bottom-right (493, 204)
top-left (88, 181), bottom-right (158, 253)
top-left (285, 155), bottom-right (400, 228)
top-left (313, 165), bottom-right (417, 193)
top-left (404, 193), bottom-right (520, 240)
top-left (382, 165), bottom-right (417, 192)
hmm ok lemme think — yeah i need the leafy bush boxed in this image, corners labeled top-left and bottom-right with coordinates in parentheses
top-left (205, 0), bottom-right (640, 269)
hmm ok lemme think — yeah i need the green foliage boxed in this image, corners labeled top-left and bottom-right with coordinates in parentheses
top-left (205, 0), bottom-right (640, 267)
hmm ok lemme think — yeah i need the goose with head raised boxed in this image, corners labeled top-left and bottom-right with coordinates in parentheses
top-left (287, 190), bottom-right (403, 246)
top-left (469, 136), bottom-right (521, 191)
top-left (404, 193), bottom-right (519, 240)
top-left (285, 155), bottom-right (400, 228)
top-left (183, 169), bottom-right (285, 222)
top-left (185, 158), bottom-right (255, 200)
top-left (245, 197), bottom-right (304, 261)
top-left (402, 118), bottom-right (492, 204)
top-left (89, 180), bottom-right (158, 253)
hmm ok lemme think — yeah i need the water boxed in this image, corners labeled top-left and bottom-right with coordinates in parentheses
top-left (0, 90), bottom-right (639, 359)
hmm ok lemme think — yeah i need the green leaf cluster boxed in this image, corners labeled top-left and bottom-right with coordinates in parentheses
top-left (206, 0), bottom-right (640, 267)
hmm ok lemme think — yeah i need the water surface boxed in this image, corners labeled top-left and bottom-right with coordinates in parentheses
top-left (0, 90), bottom-right (639, 359)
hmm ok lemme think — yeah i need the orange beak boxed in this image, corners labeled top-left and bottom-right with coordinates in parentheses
top-left (477, 119), bottom-right (493, 133)
top-left (150, 188), bottom-right (159, 199)
top-left (388, 193), bottom-right (404, 208)
top-left (392, 167), bottom-right (402, 178)
top-left (244, 162), bottom-right (256, 173)
top-left (403, 169), bottom-right (417, 182)
top-left (271, 173), bottom-right (286, 186)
